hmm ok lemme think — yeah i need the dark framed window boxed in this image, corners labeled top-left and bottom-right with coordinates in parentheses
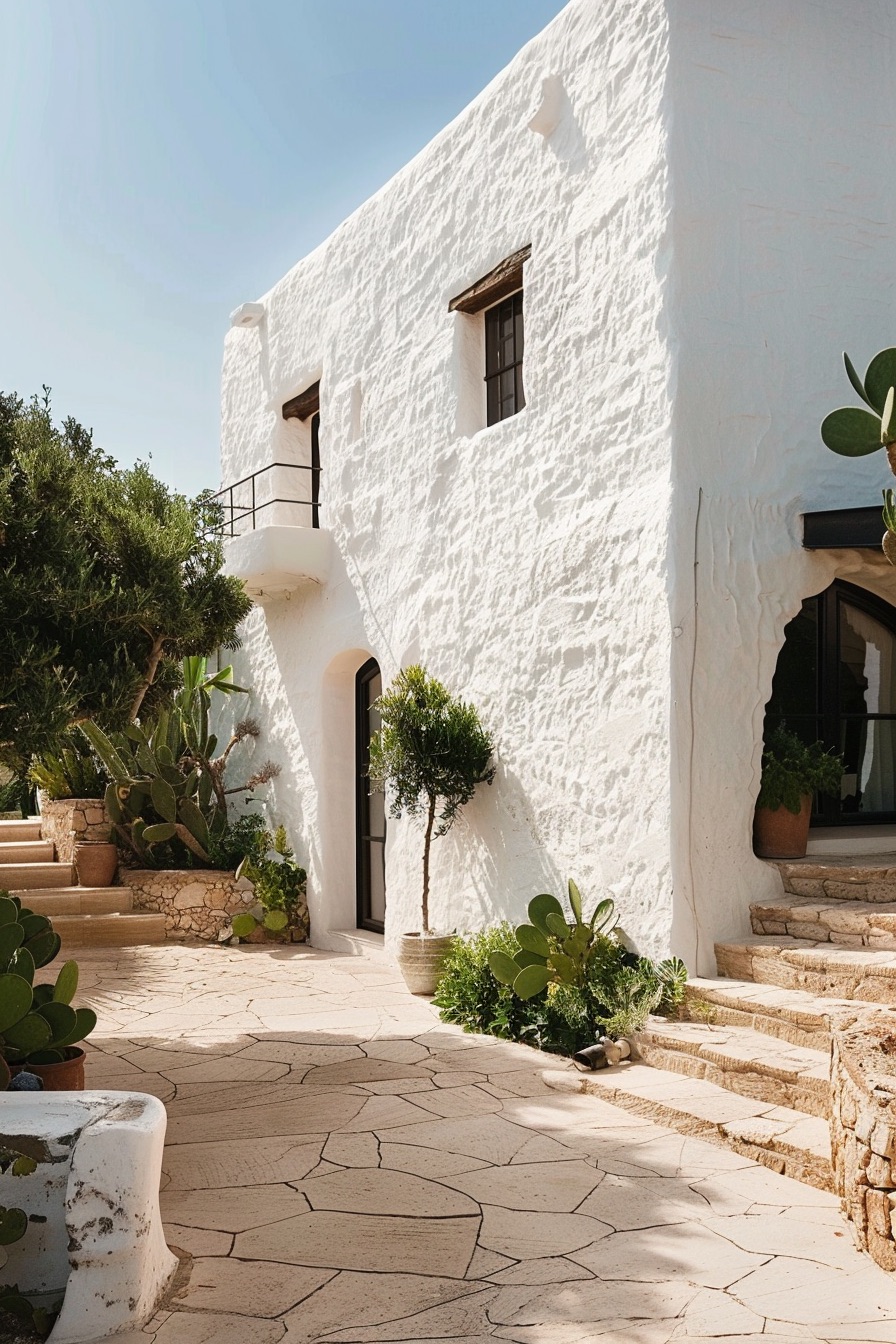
top-left (765, 580), bottom-right (896, 825)
top-left (356, 658), bottom-right (386, 932)
top-left (485, 291), bottom-right (525, 425)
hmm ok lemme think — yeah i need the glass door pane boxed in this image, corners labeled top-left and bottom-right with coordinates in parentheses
top-left (356, 660), bottom-right (386, 933)
top-left (838, 600), bottom-right (896, 816)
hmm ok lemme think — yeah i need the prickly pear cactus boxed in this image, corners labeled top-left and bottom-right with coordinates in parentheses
top-left (488, 880), bottom-right (618, 1001)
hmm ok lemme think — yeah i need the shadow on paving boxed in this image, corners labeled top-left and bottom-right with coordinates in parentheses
top-left (67, 942), bottom-right (896, 1344)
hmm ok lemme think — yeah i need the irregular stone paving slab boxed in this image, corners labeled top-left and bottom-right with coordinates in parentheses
top-left (160, 1183), bottom-right (310, 1232)
top-left (279, 1271), bottom-right (486, 1342)
top-left (440, 1158), bottom-right (603, 1212)
top-left (69, 943), bottom-right (896, 1344)
top-left (174, 1257), bottom-right (334, 1317)
top-left (163, 1136), bottom-right (324, 1189)
top-left (233, 1209), bottom-right (479, 1277)
top-left (298, 1166), bottom-right (479, 1216)
top-left (568, 1221), bottom-right (767, 1288)
top-left (478, 1206), bottom-right (612, 1259)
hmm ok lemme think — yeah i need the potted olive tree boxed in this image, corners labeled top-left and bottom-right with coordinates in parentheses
top-left (369, 665), bottom-right (495, 994)
top-left (753, 726), bottom-right (844, 859)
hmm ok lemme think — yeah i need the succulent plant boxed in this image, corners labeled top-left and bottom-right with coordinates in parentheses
top-left (80, 656), bottom-right (278, 869)
top-left (821, 348), bottom-right (896, 463)
top-left (488, 879), bottom-right (617, 1001)
top-left (821, 349), bottom-right (896, 565)
top-left (0, 1143), bottom-right (57, 1337)
top-left (0, 893), bottom-right (96, 1087)
top-left (230, 826), bottom-right (308, 942)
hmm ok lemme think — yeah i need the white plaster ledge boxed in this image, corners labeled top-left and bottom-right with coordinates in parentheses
top-left (222, 524), bottom-right (332, 598)
top-left (0, 1092), bottom-right (176, 1343)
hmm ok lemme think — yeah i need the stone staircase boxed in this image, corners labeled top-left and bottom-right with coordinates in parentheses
top-left (0, 817), bottom-right (165, 948)
top-left (545, 850), bottom-right (896, 1203)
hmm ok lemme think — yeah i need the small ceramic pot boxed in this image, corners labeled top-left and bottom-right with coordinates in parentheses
top-left (396, 932), bottom-right (455, 996)
top-left (74, 840), bottom-right (118, 887)
top-left (11, 1047), bottom-right (85, 1090)
top-left (753, 795), bottom-right (812, 859)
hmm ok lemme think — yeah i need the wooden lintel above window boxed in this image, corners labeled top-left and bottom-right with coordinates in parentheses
top-left (448, 245), bottom-right (531, 314)
top-left (282, 380), bottom-right (321, 421)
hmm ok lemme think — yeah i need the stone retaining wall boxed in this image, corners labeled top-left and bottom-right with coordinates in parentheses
top-left (38, 795), bottom-right (111, 864)
top-left (831, 1012), bottom-right (896, 1272)
top-left (127, 868), bottom-right (256, 939)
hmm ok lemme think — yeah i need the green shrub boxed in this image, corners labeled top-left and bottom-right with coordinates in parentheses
top-left (757, 725), bottom-right (843, 814)
top-left (231, 825), bottom-right (309, 941)
top-left (436, 909), bottom-right (688, 1056)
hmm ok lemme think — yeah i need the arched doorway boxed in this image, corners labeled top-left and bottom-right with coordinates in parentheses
top-left (355, 658), bottom-right (386, 931)
top-left (766, 580), bottom-right (896, 825)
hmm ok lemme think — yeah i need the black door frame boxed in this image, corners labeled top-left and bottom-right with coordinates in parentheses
top-left (355, 657), bottom-right (386, 932)
top-left (770, 579), bottom-right (896, 826)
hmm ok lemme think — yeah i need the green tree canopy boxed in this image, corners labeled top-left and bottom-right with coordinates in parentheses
top-left (0, 389), bottom-right (252, 778)
top-left (368, 665), bottom-right (495, 932)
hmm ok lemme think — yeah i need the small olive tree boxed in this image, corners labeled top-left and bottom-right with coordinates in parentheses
top-left (368, 665), bottom-right (495, 933)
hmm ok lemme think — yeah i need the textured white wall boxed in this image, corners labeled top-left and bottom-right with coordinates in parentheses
top-left (220, 0), bottom-right (677, 956)
top-left (666, 0), bottom-right (896, 971)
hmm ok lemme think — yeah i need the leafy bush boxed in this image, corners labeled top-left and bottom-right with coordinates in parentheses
top-left (757, 725), bottom-right (843, 814)
top-left (231, 825), bottom-right (309, 941)
top-left (206, 811), bottom-right (269, 871)
top-left (436, 895), bottom-right (688, 1056)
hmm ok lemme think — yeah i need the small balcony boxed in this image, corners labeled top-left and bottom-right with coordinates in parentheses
top-left (211, 463), bottom-right (331, 599)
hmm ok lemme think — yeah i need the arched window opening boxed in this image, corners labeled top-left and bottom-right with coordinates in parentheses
top-left (766, 581), bottom-right (896, 825)
top-left (356, 658), bottom-right (386, 931)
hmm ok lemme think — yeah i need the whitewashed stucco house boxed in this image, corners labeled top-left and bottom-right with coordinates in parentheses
top-left (218, 0), bottom-right (896, 974)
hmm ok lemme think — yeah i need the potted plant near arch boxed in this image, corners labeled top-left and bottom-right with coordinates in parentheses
top-left (753, 726), bottom-right (844, 860)
top-left (369, 665), bottom-right (495, 994)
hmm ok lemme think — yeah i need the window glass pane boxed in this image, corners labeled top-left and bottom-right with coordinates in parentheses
top-left (840, 602), bottom-right (896, 714)
top-left (367, 787), bottom-right (386, 838)
top-left (368, 842), bottom-right (386, 924)
top-left (766, 599), bottom-right (818, 721)
top-left (840, 717), bottom-right (896, 814)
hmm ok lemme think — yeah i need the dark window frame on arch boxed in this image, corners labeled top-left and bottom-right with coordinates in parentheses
top-left (765, 580), bottom-right (896, 825)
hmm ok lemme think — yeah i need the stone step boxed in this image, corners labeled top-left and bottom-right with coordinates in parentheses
top-left (0, 840), bottom-right (54, 865)
top-left (51, 913), bottom-right (166, 948)
top-left (716, 935), bottom-right (896, 1005)
top-left (541, 1061), bottom-right (832, 1190)
top-left (0, 862), bottom-right (72, 891)
top-left (751, 895), bottom-right (896, 949)
top-left (684, 976), bottom-right (873, 1051)
top-left (633, 1016), bottom-right (830, 1118)
top-left (771, 855), bottom-right (896, 903)
top-left (0, 819), bottom-right (42, 843)
top-left (15, 888), bottom-right (133, 916)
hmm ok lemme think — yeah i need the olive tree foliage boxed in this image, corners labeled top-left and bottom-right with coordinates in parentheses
top-left (0, 389), bottom-right (252, 784)
top-left (368, 665), bottom-right (495, 933)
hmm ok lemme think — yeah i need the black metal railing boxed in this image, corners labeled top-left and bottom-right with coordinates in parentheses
top-left (210, 462), bottom-right (321, 535)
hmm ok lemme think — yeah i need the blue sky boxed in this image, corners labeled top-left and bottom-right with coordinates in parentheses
top-left (0, 0), bottom-right (565, 495)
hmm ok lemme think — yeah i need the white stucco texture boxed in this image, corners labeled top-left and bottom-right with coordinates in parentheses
top-left (1, 1092), bottom-right (176, 1343)
top-left (219, 0), bottom-right (896, 967)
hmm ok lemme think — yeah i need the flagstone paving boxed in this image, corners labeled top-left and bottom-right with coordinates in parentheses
top-left (72, 942), bottom-right (896, 1343)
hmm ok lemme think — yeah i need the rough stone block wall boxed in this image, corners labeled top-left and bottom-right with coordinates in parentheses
top-left (831, 1013), bottom-right (896, 1273)
top-left (38, 795), bottom-right (111, 864)
top-left (127, 869), bottom-right (257, 940)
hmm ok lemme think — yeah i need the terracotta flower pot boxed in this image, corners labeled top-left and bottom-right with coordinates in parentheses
top-left (74, 840), bottom-right (118, 887)
top-left (396, 932), bottom-right (455, 996)
top-left (753, 794), bottom-right (812, 859)
top-left (11, 1047), bottom-right (85, 1091)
